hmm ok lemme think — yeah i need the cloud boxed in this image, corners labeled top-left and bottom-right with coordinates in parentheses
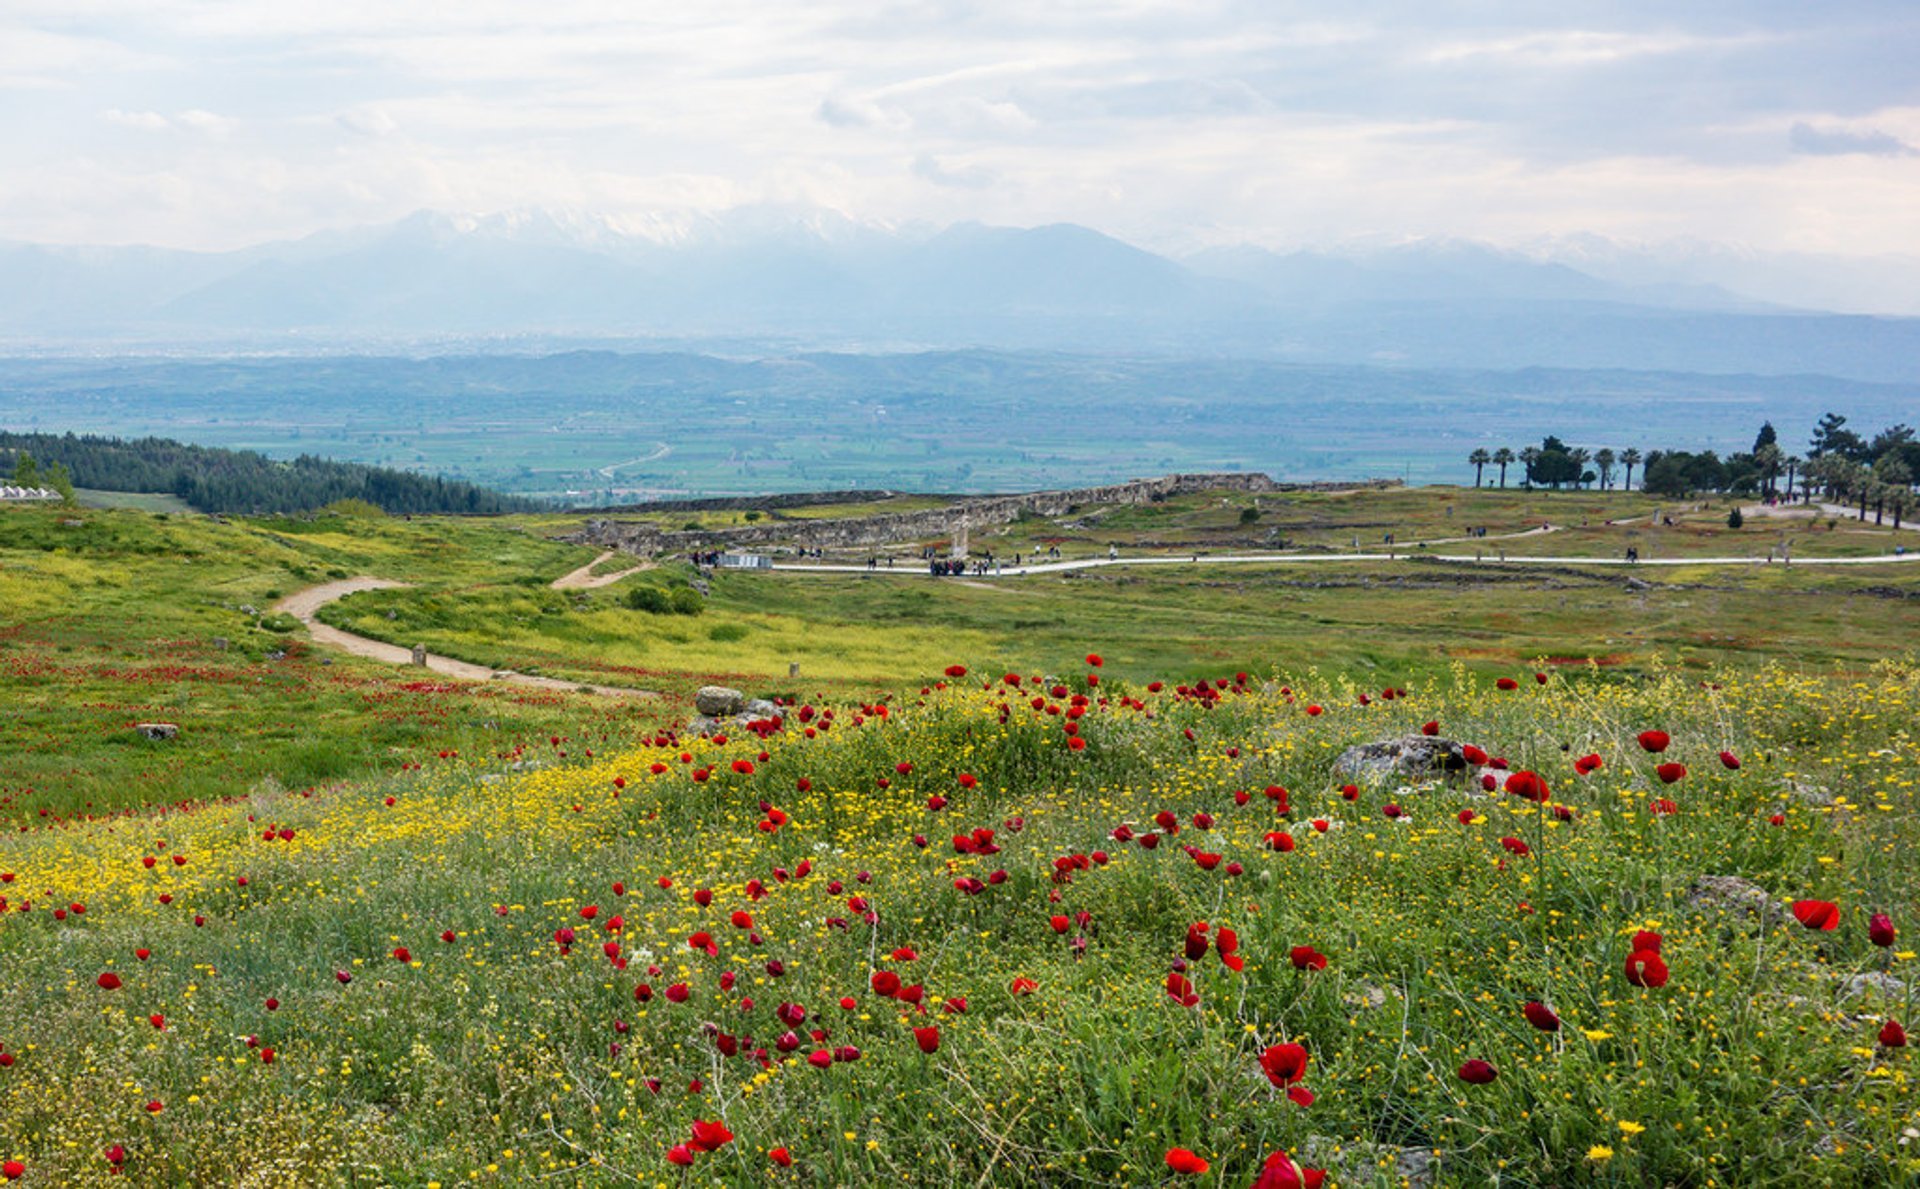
top-left (336, 107), bottom-right (400, 138)
top-left (103, 108), bottom-right (171, 131)
top-left (911, 153), bottom-right (994, 188)
top-left (1789, 121), bottom-right (1916, 157)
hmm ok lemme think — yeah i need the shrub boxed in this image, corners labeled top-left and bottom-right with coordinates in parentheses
top-left (708, 623), bottom-right (749, 642)
top-left (625, 586), bottom-right (672, 614)
top-left (669, 587), bottom-right (705, 616)
top-left (1726, 507), bottom-right (1744, 529)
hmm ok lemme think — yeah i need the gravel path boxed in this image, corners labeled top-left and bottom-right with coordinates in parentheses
top-left (273, 578), bottom-right (655, 698)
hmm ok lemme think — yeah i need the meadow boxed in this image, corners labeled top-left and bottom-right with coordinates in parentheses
top-left (2, 491), bottom-right (1918, 1185)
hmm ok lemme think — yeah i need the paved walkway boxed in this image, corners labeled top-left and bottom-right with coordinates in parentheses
top-left (274, 578), bottom-right (655, 698)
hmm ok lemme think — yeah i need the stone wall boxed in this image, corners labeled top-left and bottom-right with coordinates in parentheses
top-left (572, 473), bottom-right (1399, 557)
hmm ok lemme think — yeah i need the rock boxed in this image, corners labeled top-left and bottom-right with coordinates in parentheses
top-left (695, 686), bottom-right (746, 717)
top-left (1788, 781), bottom-right (1834, 806)
top-left (134, 723), bottom-right (179, 741)
top-left (410, 644), bottom-right (428, 667)
top-left (1839, 971), bottom-right (1908, 1001)
top-left (1301, 1136), bottom-right (1437, 1189)
top-left (1342, 982), bottom-right (1388, 1011)
top-left (1625, 576), bottom-right (1653, 591)
top-left (1687, 875), bottom-right (1780, 921)
top-left (745, 699), bottom-right (780, 719)
top-left (1333, 735), bottom-right (1469, 783)
top-left (212, 636), bottom-right (229, 651)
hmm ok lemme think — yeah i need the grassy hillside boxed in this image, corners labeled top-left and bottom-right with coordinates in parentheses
top-left (0, 659), bottom-right (1914, 1184)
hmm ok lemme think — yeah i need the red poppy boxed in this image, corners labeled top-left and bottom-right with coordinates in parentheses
top-left (1624, 949), bottom-right (1669, 988)
top-left (1260, 1042), bottom-right (1309, 1087)
top-left (1496, 677), bottom-right (1519, 691)
top-left (1305, 705), bottom-right (1323, 716)
top-left (1457, 809), bottom-right (1475, 825)
top-left (393, 947), bottom-right (411, 963)
top-left (2, 1162), bottom-right (22, 1181)
top-left (1010, 977), bottom-right (1038, 996)
top-left (1457, 1059), bottom-right (1498, 1084)
top-left (149, 1014), bottom-right (165, 1030)
top-left (1164, 1148), bottom-right (1210, 1175)
top-left (1655, 762), bottom-right (1687, 784)
top-left (1289, 945), bottom-right (1327, 971)
top-left (665, 983), bottom-right (690, 1003)
top-left (770, 1146), bottom-right (793, 1166)
top-left (945, 664), bottom-right (967, 678)
top-left (1265, 831), bottom-right (1296, 852)
top-left (1421, 721), bottom-right (1439, 736)
top-left (1086, 654), bottom-right (1103, 667)
top-left (1636, 730), bottom-right (1670, 753)
top-left (1880, 1019), bottom-right (1907, 1048)
top-left (689, 1119), bottom-right (734, 1152)
top-left (911, 1025), bottom-right (940, 1054)
top-left (1165, 971), bottom-right (1199, 1007)
top-left (1573, 753), bottom-right (1603, 775)
top-left (1050, 915), bottom-right (1070, 934)
top-left (1500, 837), bottom-right (1531, 856)
top-left (1791, 899), bottom-right (1840, 931)
top-left (1718, 750), bottom-right (1741, 770)
top-left (97, 971), bottom-right (122, 990)
top-left (1523, 1001), bottom-right (1560, 1032)
top-left (666, 1145), bottom-right (694, 1166)
top-left (1504, 771), bottom-right (1549, 802)
top-left (1252, 1150), bottom-right (1315, 1189)
top-left (871, 970), bottom-right (902, 997)
top-left (1869, 913), bottom-right (1897, 948)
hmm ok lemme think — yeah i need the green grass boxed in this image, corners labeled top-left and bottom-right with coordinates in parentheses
top-left (0, 660), bottom-right (1914, 1184)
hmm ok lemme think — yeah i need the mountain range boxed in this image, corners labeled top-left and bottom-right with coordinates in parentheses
top-left (3, 210), bottom-right (1918, 383)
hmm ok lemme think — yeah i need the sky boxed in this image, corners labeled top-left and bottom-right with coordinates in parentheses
top-left (4, 1), bottom-right (1919, 275)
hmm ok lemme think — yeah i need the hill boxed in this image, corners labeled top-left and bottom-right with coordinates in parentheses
top-left (0, 431), bottom-right (538, 515)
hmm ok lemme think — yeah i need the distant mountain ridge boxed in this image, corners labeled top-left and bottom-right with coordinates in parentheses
top-left (3, 210), bottom-right (1918, 382)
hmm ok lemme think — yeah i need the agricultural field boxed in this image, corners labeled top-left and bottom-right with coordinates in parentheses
top-left (2, 488), bottom-right (1918, 1185)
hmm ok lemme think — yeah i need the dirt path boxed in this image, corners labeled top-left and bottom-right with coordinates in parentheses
top-left (274, 578), bottom-right (655, 698)
top-left (1744, 501), bottom-right (1919, 533)
top-left (551, 550), bottom-right (654, 590)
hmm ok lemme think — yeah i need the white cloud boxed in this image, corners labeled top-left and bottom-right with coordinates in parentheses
top-left (0, 0), bottom-right (1915, 300)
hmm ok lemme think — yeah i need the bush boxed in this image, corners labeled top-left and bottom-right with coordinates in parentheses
top-left (625, 586), bottom-right (672, 614)
top-left (1726, 507), bottom-right (1744, 529)
top-left (1239, 506), bottom-right (1261, 524)
top-left (669, 587), bottom-right (704, 616)
top-left (708, 623), bottom-right (749, 642)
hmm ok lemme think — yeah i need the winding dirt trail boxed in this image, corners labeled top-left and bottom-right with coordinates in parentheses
top-left (274, 578), bottom-right (655, 698)
top-left (550, 550), bottom-right (654, 590)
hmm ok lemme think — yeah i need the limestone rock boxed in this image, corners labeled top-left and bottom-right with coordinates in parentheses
top-left (695, 686), bottom-right (746, 716)
top-left (1839, 971), bottom-right (1908, 1001)
top-left (1333, 735), bottom-right (1468, 783)
top-left (135, 723), bottom-right (179, 741)
top-left (1687, 875), bottom-right (1780, 921)
top-left (744, 699), bottom-right (780, 719)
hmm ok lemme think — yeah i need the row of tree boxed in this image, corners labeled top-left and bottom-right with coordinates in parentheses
top-left (0, 431), bottom-right (537, 516)
top-left (1467, 415), bottom-right (1918, 527)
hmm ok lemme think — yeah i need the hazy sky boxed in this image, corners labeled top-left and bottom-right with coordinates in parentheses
top-left (4, 1), bottom-right (1919, 260)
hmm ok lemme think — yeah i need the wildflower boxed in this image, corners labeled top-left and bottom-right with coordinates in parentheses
top-left (1880, 1020), bottom-right (1907, 1048)
top-left (1791, 900), bottom-right (1841, 931)
top-left (1523, 1001), bottom-right (1561, 1032)
top-left (1457, 1059), bottom-right (1498, 1084)
top-left (1165, 1148), bottom-right (1210, 1175)
top-left (1637, 730), bottom-right (1671, 753)
top-left (1869, 913), bottom-right (1896, 948)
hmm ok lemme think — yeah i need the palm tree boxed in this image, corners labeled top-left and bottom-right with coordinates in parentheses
top-left (1890, 484), bottom-right (1911, 531)
top-left (1621, 448), bottom-right (1642, 491)
top-left (1518, 446), bottom-right (1542, 490)
top-left (1492, 447), bottom-right (1515, 489)
top-left (1594, 448), bottom-right (1616, 491)
top-left (1568, 447), bottom-right (1592, 489)
top-left (1468, 448), bottom-right (1491, 488)
top-left (1872, 455), bottom-right (1911, 526)
top-left (1783, 454), bottom-right (1802, 503)
top-left (1754, 443), bottom-right (1784, 500)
